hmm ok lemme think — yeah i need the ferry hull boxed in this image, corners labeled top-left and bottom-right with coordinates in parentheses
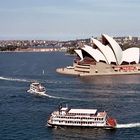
top-left (47, 122), bottom-right (116, 129)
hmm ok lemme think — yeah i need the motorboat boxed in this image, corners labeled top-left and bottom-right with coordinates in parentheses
top-left (27, 82), bottom-right (46, 96)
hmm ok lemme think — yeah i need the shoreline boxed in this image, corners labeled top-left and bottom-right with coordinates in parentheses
top-left (0, 48), bottom-right (60, 53)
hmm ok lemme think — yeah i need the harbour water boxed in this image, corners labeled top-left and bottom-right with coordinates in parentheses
top-left (0, 52), bottom-right (140, 140)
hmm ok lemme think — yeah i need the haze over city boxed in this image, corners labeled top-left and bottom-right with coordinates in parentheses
top-left (0, 0), bottom-right (140, 40)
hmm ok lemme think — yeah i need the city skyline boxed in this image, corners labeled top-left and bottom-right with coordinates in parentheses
top-left (0, 0), bottom-right (140, 40)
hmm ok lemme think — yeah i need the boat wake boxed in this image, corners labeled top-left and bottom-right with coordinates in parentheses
top-left (40, 93), bottom-right (91, 101)
top-left (42, 94), bottom-right (60, 99)
top-left (0, 76), bottom-right (30, 82)
top-left (116, 123), bottom-right (140, 128)
top-left (40, 93), bottom-right (70, 99)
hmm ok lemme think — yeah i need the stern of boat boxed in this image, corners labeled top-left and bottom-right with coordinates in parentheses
top-left (106, 117), bottom-right (117, 128)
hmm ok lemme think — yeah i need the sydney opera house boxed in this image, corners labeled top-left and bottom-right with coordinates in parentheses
top-left (57, 34), bottom-right (140, 76)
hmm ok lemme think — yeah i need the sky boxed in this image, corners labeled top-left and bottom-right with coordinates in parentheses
top-left (0, 0), bottom-right (140, 40)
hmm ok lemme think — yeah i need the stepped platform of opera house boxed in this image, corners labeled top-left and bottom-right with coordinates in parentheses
top-left (56, 34), bottom-right (140, 76)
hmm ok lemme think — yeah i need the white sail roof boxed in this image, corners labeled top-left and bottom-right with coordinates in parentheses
top-left (91, 38), bottom-right (116, 64)
top-left (74, 49), bottom-right (83, 60)
top-left (74, 34), bottom-right (140, 66)
top-left (102, 34), bottom-right (123, 65)
top-left (82, 45), bottom-right (107, 63)
top-left (121, 48), bottom-right (140, 64)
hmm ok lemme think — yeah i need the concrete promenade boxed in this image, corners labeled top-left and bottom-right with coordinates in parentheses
top-left (56, 67), bottom-right (140, 76)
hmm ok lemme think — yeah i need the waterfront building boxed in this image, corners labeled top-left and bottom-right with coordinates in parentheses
top-left (56, 34), bottom-right (140, 76)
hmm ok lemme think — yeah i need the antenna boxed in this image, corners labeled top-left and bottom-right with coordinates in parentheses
top-left (66, 103), bottom-right (68, 108)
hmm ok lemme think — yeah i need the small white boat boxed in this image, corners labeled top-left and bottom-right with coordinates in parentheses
top-left (47, 105), bottom-right (117, 129)
top-left (27, 82), bottom-right (46, 96)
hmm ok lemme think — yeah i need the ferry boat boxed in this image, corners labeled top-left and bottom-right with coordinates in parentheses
top-left (27, 82), bottom-right (46, 96)
top-left (47, 105), bottom-right (117, 129)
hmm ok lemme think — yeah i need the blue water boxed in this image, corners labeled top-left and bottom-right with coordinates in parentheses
top-left (0, 52), bottom-right (140, 140)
